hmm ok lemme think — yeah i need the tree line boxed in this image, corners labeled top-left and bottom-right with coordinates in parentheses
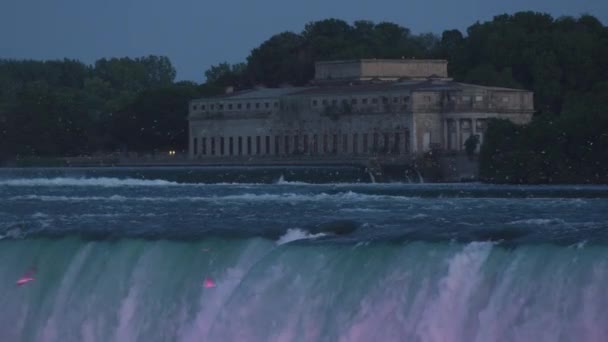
top-left (0, 12), bottom-right (607, 182)
top-left (0, 56), bottom-right (222, 159)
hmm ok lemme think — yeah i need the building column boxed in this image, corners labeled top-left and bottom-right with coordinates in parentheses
top-left (472, 119), bottom-right (477, 136)
top-left (411, 116), bottom-right (418, 153)
top-left (443, 119), bottom-right (448, 150)
top-left (456, 119), bottom-right (462, 151)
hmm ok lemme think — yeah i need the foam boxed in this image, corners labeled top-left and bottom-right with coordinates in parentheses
top-left (508, 218), bottom-right (567, 225)
top-left (0, 177), bottom-right (180, 187)
top-left (276, 228), bottom-right (327, 245)
top-left (9, 191), bottom-right (413, 203)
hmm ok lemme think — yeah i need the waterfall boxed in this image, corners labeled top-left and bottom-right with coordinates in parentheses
top-left (368, 171), bottom-right (376, 183)
top-left (416, 170), bottom-right (424, 183)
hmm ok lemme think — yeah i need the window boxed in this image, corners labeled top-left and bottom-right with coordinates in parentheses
top-left (294, 135), bottom-right (299, 152)
top-left (303, 135), bottom-right (308, 153)
top-left (372, 98), bottom-right (378, 104)
top-left (218, 104), bottom-right (224, 110)
top-left (373, 133), bottom-right (378, 152)
top-left (323, 134), bottom-right (328, 153)
top-left (424, 96), bottom-right (432, 102)
top-left (211, 104), bottom-right (215, 110)
top-left (193, 105), bottom-right (197, 110)
top-left (382, 97), bottom-right (388, 104)
top-left (247, 136), bottom-right (252, 155)
top-left (237, 103), bottom-right (242, 110)
top-left (332, 134), bottom-right (338, 153)
top-left (265, 102), bottom-right (269, 109)
top-left (246, 103), bottom-right (251, 109)
top-left (275, 136), bottom-right (280, 155)
top-left (351, 98), bottom-right (357, 105)
top-left (255, 103), bottom-right (260, 109)
top-left (332, 99), bottom-right (337, 106)
top-left (202, 137), bottom-right (207, 155)
top-left (363, 133), bottom-right (368, 153)
top-left (228, 104), bottom-right (233, 110)
top-left (211, 137), bottom-right (216, 155)
top-left (404, 129), bottom-right (411, 153)
top-left (265, 136), bottom-right (270, 154)
top-left (393, 97), bottom-right (399, 104)
top-left (274, 102), bottom-right (279, 108)
top-left (229, 137), bottom-right (234, 155)
top-left (220, 137), bottom-right (225, 155)
top-left (362, 98), bottom-right (368, 104)
top-left (313, 135), bottom-right (318, 154)
top-left (322, 99), bottom-right (328, 105)
top-left (202, 104), bottom-right (206, 110)
top-left (256, 136), bottom-right (261, 155)
top-left (403, 96), bottom-right (410, 102)
top-left (394, 133), bottom-right (400, 154)
top-left (193, 138), bottom-right (198, 155)
top-left (502, 97), bottom-right (509, 103)
top-left (462, 96), bottom-right (471, 102)
top-left (383, 133), bottom-right (389, 153)
top-left (284, 136), bottom-right (290, 154)
top-left (353, 133), bottom-right (358, 154)
top-left (238, 137), bottom-right (242, 155)
top-left (342, 134), bottom-right (348, 153)
top-left (475, 95), bottom-right (483, 102)
top-left (312, 99), bottom-right (318, 106)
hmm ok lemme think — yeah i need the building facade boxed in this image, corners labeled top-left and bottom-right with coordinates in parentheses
top-left (188, 59), bottom-right (534, 160)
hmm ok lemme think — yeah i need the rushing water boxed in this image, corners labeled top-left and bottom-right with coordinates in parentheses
top-left (1, 167), bottom-right (608, 342)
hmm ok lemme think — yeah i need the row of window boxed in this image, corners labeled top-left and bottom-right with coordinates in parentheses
top-left (192, 95), bottom-right (510, 112)
top-left (459, 95), bottom-right (510, 103)
top-left (312, 96), bottom-right (410, 108)
top-left (192, 101), bottom-right (279, 112)
top-left (192, 132), bottom-right (410, 157)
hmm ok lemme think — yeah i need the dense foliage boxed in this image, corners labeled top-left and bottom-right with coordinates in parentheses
top-left (0, 12), bottom-right (606, 183)
top-left (0, 56), bottom-right (221, 158)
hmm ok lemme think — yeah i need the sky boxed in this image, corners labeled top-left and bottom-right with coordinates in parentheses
top-left (1, 0), bottom-right (607, 82)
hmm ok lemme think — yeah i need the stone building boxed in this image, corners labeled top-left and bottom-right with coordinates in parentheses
top-left (187, 59), bottom-right (534, 160)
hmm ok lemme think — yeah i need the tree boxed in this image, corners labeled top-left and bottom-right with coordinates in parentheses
top-left (464, 134), bottom-right (480, 159)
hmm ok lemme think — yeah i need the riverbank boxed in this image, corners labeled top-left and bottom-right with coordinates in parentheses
top-left (0, 152), bottom-right (479, 183)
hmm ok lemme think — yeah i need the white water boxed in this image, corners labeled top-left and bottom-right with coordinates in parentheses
top-left (2, 239), bottom-right (607, 341)
top-left (276, 228), bottom-right (327, 245)
top-left (0, 177), bottom-right (181, 187)
top-left (8, 191), bottom-right (418, 203)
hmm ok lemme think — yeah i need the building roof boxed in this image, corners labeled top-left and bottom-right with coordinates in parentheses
top-left (193, 87), bottom-right (310, 102)
top-left (191, 80), bottom-right (530, 103)
top-left (315, 59), bottom-right (448, 65)
top-left (284, 80), bottom-right (529, 97)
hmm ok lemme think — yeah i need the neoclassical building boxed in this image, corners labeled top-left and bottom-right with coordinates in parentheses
top-left (188, 59), bottom-right (533, 160)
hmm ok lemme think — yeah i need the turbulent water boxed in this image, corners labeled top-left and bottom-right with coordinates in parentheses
top-left (1, 167), bottom-right (608, 342)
